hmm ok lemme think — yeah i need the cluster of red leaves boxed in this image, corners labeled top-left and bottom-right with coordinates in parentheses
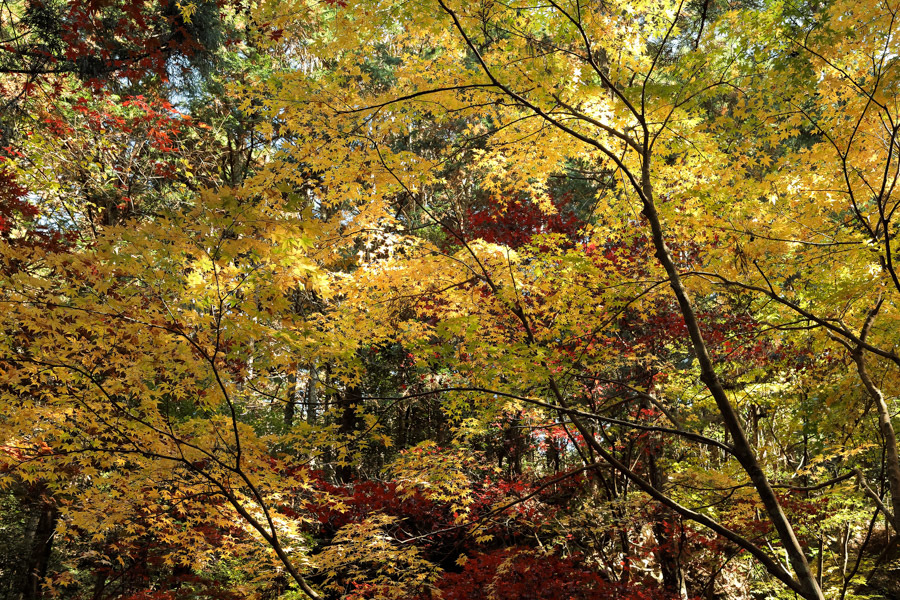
top-left (0, 167), bottom-right (35, 234)
top-left (0, 167), bottom-right (72, 256)
top-left (300, 467), bottom-right (551, 561)
top-left (534, 424), bottom-right (570, 452)
top-left (281, 447), bottom-right (687, 600)
top-left (617, 302), bottom-right (788, 366)
top-left (421, 548), bottom-right (677, 600)
top-left (464, 192), bottom-right (584, 249)
top-left (723, 490), bottom-right (836, 545)
top-left (33, 90), bottom-right (212, 221)
top-left (7, 0), bottom-right (236, 90)
top-left (306, 478), bottom-right (454, 538)
top-left (62, 94), bottom-right (193, 152)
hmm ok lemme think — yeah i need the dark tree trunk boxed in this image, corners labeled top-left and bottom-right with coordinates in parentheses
top-left (305, 365), bottom-right (318, 425)
top-left (19, 494), bottom-right (57, 600)
top-left (335, 386), bottom-right (362, 483)
top-left (648, 451), bottom-right (686, 599)
top-left (284, 372), bottom-right (297, 427)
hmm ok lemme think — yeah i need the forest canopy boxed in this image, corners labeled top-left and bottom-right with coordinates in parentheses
top-left (2, 0), bottom-right (900, 599)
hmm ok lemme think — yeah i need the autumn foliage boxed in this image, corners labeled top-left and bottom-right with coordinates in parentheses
top-left (3, 1), bottom-right (900, 600)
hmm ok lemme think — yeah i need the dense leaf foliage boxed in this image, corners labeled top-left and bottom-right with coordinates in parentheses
top-left (2, 1), bottom-right (900, 600)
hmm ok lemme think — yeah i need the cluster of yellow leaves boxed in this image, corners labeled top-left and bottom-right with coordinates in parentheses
top-left (0, 186), bottom-right (328, 591)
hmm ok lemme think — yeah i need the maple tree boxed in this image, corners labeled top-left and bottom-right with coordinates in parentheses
top-left (2, 0), bottom-right (900, 599)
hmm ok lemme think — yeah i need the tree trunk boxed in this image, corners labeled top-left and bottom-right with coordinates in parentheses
top-left (284, 371), bottom-right (297, 427)
top-left (647, 432), bottom-right (686, 599)
top-left (637, 170), bottom-right (824, 600)
top-left (305, 364), bottom-right (318, 425)
top-left (335, 386), bottom-right (361, 483)
top-left (853, 348), bottom-right (900, 533)
top-left (19, 494), bottom-right (56, 600)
